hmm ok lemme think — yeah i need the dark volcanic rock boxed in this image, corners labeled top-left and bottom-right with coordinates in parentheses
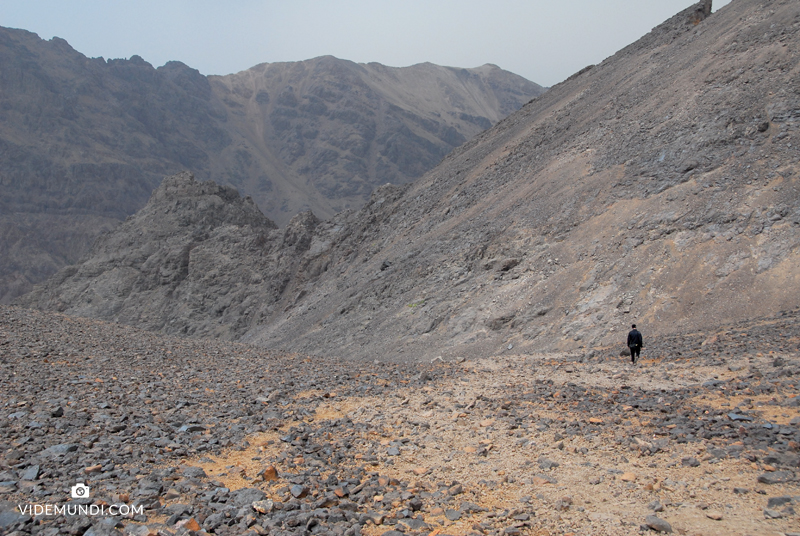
top-left (231, 488), bottom-right (267, 507)
top-left (757, 471), bottom-right (795, 485)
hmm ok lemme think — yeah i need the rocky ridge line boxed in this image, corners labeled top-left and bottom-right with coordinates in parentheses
top-left (0, 29), bottom-right (544, 303)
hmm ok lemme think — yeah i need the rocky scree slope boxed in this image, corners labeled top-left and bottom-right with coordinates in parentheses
top-left (18, 0), bottom-right (800, 362)
top-left (0, 26), bottom-right (543, 303)
top-left (247, 0), bottom-right (800, 360)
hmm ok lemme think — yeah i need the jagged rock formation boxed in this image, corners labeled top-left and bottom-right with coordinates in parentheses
top-left (0, 28), bottom-right (543, 302)
top-left (20, 0), bottom-right (800, 362)
top-left (21, 172), bottom-right (320, 339)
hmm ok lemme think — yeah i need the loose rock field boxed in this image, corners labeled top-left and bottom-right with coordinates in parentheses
top-left (1, 305), bottom-right (799, 535)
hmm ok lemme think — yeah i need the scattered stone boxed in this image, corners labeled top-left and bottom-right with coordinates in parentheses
top-left (41, 443), bottom-right (78, 457)
top-left (757, 471), bottom-right (794, 485)
top-left (538, 457), bottom-right (559, 470)
top-left (396, 517), bottom-right (429, 531)
top-left (645, 515), bottom-right (673, 533)
top-left (2, 281), bottom-right (800, 536)
top-left (20, 465), bottom-right (39, 481)
top-left (764, 508), bottom-right (783, 519)
top-left (258, 465), bottom-right (278, 482)
top-left (290, 485), bottom-right (309, 499)
top-left (178, 424), bottom-right (206, 433)
top-left (84, 464), bottom-right (102, 475)
top-left (252, 500), bottom-right (274, 514)
top-left (182, 466), bottom-right (207, 479)
top-left (0, 510), bottom-right (31, 531)
top-left (176, 518), bottom-right (201, 531)
top-left (445, 508), bottom-right (462, 521)
top-left (554, 496), bottom-right (573, 511)
top-left (448, 483), bottom-right (463, 496)
top-left (766, 496), bottom-right (793, 509)
top-left (231, 488), bottom-right (267, 507)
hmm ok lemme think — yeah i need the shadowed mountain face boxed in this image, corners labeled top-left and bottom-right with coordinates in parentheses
top-left (19, 0), bottom-right (800, 362)
top-left (0, 28), bottom-right (544, 303)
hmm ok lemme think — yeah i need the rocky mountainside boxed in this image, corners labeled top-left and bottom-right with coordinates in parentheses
top-left (0, 28), bottom-right (543, 304)
top-left (19, 0), bottom-right (800, 363)
top-left (210, 58), bottom-right (541, 221)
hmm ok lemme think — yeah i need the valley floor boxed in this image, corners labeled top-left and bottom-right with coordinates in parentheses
top-left (1, 305), bottom-right (798, 536)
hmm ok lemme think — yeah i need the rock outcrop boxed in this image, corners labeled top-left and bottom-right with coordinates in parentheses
top-left (20, 0), bottom-right (800, 362)
top-left (22, 172), bottom-right (296, 339)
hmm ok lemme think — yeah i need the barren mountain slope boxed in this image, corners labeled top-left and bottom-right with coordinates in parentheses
top-left (245, 0), bottom-right (800, 360)
top-left (19, 0), bottom-right (800, 363)
top-left (0, 26), bottom-right (543, 303)
top-left (0, 30), bottom-right (220, 303)
top-left (210, 58), bottom-right (543, 222)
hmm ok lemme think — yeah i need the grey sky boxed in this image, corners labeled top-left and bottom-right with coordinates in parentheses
top-left (1, 0), bottom-right (732, 87)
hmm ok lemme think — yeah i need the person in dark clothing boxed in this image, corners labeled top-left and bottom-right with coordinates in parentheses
top-left (627, 324), bottom-right (643, 364)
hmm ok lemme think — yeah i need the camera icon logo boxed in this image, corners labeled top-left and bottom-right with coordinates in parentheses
top-left (71, 483), bottom-right (90, 499)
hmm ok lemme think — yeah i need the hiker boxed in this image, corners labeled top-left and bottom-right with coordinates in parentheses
top-left (627, 324), bottom-right (643, 364)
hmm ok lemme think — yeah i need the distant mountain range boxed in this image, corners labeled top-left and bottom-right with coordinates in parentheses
top-left (0, 26), bottom-right (544, 302)
top-left (20, 0), bottom-right (800, 362)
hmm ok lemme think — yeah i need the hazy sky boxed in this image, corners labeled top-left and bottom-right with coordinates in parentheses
top-left (1, 0), bottom-right (732, 87)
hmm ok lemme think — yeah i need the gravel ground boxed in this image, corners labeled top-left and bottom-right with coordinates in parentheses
top-left (1, 305), bottom-right (799, 536)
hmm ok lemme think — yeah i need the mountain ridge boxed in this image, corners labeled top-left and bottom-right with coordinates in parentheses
top-left (0, 28), bottom-right (544, 302)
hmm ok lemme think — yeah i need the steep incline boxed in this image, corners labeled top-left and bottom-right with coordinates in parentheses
top-left (21, 0), bottom-right (800, 362)
top-left (0, 27), bottom-right (542, 302)
top-left (247, 0), bottom-right (800, 359)
top-left (0, 31), bottom-right (225, 303)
